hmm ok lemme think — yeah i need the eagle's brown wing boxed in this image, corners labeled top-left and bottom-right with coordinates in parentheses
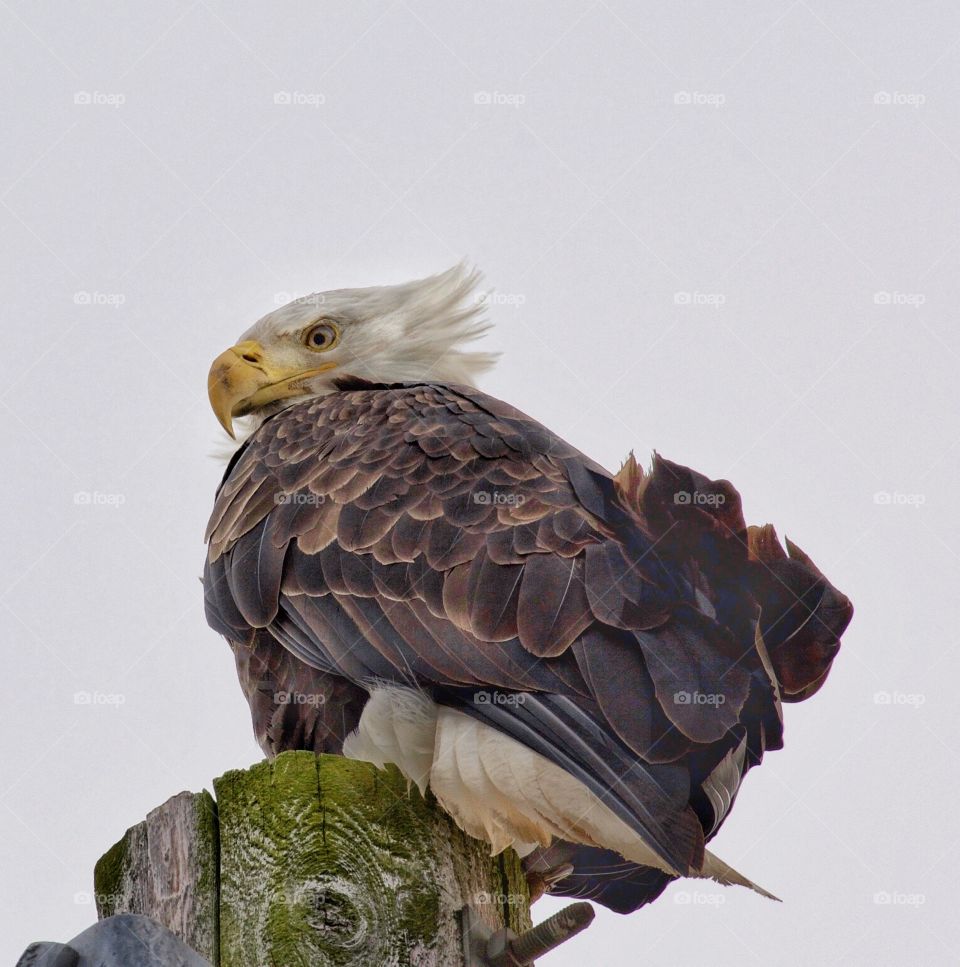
top-left (203, 378), bottom-right (851, 888)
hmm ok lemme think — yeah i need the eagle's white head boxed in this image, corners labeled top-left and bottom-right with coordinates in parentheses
top-left (208, 263), bottom-right (497, 439)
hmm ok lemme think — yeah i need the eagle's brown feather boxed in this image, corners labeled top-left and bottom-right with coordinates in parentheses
top-left (204, 379), bottom-right (852, 909)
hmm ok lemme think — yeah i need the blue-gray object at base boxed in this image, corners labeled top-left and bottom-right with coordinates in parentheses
top-left (16, 914), bottom-right (212, 967)
top-left (14, 943), bottom-right (76, 967)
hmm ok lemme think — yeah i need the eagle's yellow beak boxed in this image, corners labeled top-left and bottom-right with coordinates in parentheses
top-left (207, 340), bottom-right (337, 438)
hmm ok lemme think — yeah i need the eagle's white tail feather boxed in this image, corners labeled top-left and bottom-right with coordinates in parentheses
top-left (697, 850), bottom-right (780, 901)
top-left (341, 685), bottom-right (436, 794)
top-left (343, 685), bottom-right (779, 901)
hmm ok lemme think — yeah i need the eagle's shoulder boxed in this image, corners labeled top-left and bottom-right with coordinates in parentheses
top-left (254, 379), bottom-right (608, 467)
top-left (206, 380), bottom-right (623, 556)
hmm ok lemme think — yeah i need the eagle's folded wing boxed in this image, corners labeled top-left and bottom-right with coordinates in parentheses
top-left (204, 380), bottom-right (843, 889)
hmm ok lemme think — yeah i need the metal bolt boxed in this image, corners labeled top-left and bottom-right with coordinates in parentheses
top-left (487, 902), bottom-right (595, 966)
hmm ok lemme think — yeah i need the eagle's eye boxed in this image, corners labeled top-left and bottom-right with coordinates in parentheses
top-left (304, 321), bottom-right (339, 352)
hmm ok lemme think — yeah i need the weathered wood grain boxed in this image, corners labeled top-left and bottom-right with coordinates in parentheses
top-left (94, 790), bottom-right (219, 964)
top-left (214, 752), bottom-right (530, 967)
top-left (94, 753), bottom-right (530, 966)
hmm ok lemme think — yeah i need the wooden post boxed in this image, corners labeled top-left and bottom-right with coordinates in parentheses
top-left (94, 751), bottom-right (531, 966)
top-left (93, 789), bottom-right (218, 962)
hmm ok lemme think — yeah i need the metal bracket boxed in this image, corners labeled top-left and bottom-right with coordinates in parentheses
top-left (461, 901), bottom-right (595, 966)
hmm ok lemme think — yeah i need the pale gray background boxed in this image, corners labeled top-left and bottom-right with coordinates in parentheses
top-left (1, 2), bottom-right (957, 964)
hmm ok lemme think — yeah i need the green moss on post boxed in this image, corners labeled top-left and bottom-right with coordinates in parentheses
top-left (214, 752), bottom-right (530, 966)
top-left (94, 754), bottom-right (531, 965)
top-left (93, 829), bottom-right (133, 917)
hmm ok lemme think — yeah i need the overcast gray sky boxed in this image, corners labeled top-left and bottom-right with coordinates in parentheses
top-left (2, 2), bottom-right (957, 964)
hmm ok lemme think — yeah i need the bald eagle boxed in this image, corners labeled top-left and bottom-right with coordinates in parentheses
top-left (203, 265), bottom-right (852, 914)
